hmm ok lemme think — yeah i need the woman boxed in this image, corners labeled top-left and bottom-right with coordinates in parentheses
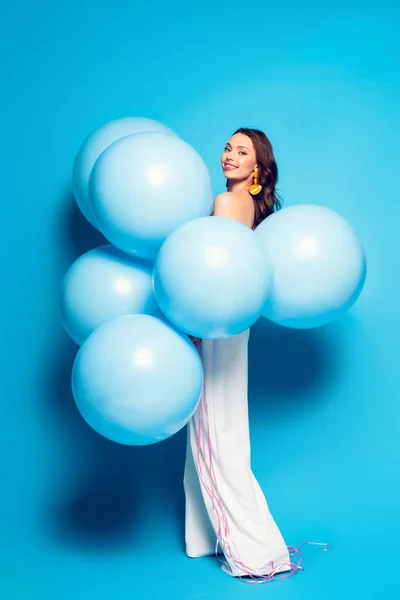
top-left (183, 128), bottom-right (294, 582)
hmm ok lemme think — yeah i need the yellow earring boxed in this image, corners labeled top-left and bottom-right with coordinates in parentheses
top-left (248, 168), bottom-right (262, 195)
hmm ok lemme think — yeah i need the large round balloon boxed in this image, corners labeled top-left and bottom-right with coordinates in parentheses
top-left (72, 117), bottom-right (176, 228)
top-left (60, 244), bottom-right (163, 345)
top-left (89, 132), bottom-right (213, 260)
top-left (152, 216), bottom-right (274, 338)
top-left (72, 314), bottom-right (203, 445)
top-left (255, 204), bottom-right (367, 329)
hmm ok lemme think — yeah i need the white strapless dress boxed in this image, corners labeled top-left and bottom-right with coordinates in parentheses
top-left (183, 328), bottom-right (291, 579)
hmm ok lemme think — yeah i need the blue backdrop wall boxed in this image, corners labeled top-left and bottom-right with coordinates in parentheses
top-left (0, 1), bottom-right (399, 599)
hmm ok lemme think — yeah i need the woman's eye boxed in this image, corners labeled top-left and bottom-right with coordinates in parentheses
top-left (224, 147), bottom-right (246, 155)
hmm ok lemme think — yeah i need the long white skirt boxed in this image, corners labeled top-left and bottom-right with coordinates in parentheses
top-left (183, 328), bottom-right (291, 578)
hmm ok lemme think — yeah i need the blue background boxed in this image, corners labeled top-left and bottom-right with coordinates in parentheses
top-left (0, 1), bottom-right (399, 598)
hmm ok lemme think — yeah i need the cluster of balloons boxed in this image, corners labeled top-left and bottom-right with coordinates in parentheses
top-left (61, 116), bottom-right (367, 447)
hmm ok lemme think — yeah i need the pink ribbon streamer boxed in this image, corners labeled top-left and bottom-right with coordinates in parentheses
top-left (194, 368), bottom-right (332, 584)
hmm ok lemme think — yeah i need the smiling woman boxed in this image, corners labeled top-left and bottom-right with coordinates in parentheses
top-left (221, 128), bottom-right (283, 229)
top-left (182, 128), bottom-right (301, 582)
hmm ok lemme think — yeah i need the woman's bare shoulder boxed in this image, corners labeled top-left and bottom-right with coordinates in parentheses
top-left (214, 190), bottom-right (254, 210)
top-left (214, 191), bottom-right (240, 205)
top-left (212, 191), bottom-right (254, 228)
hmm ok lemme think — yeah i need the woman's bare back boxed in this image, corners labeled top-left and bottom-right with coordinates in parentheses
top-left (231, 190), bottom-right (255, 230)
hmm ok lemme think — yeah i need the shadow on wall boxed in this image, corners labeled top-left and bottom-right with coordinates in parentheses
top-left (43, 189), bottom-right (187, 552)
top-left (249, 317), bottom-right (341, 419)
top-left (42, 189), bottom-right (338, 553)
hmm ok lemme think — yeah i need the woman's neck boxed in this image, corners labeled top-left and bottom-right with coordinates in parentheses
top-left (227, 179), bottom-right (251, 194)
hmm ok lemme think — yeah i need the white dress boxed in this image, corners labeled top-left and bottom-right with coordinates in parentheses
top-left (183, 328), bottom-right (292, 580)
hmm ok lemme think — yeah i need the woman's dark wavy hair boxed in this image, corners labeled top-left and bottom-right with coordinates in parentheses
top-left (226, 127), bottom-right (283, 228)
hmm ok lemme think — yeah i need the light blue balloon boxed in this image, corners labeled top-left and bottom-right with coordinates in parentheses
top-left (89, 132), bottom-right (213, 260)
top-left (72, 117), bottom-right (177, 228)
top-left (255, 204), bottom-right (367, 329)
top-left (72, 314), bottom-right (204, 446)
top-left (60, 244), bottom-right (163, 345)
top-left (153, 216), bottom-right (274, 338)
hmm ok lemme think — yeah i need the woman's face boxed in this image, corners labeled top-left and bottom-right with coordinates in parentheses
top-left (220, 133), bottom-right (258, 182)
